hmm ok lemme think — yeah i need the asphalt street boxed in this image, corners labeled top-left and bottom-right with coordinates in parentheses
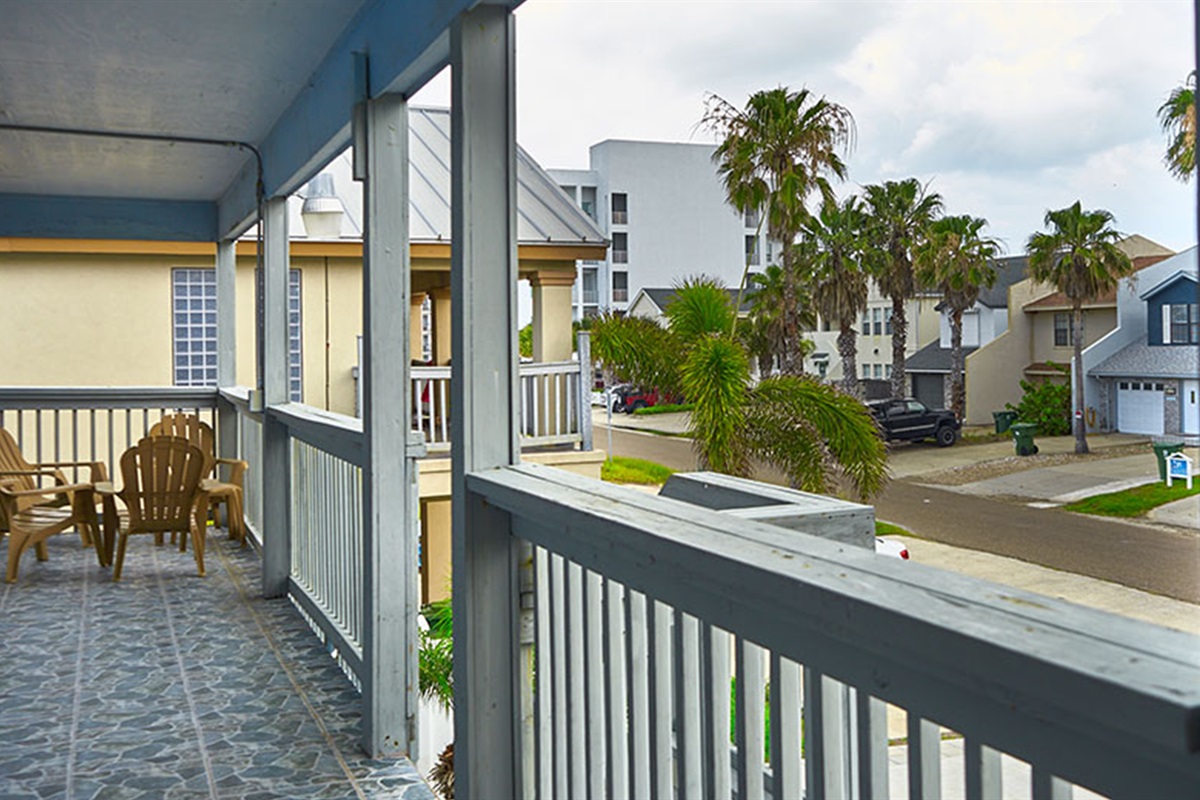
top-left (597, 422), bottom-right (1200, 603)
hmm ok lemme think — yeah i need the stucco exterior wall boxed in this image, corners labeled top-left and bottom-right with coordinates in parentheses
top-left (962, 279), bottom-right (1046, 426)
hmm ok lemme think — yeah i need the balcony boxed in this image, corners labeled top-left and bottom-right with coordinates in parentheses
top-left (3, 386), bottom-right (1199, 798)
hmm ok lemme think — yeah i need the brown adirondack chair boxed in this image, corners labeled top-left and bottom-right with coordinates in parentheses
top-left (100, 436), bottom-right (208, 581)
top-left (0, 426), bottom-right (107, 538)
top-left (148, 413), bottom-right (247, 544)
top-left (1, 477), bottom-right (103, 582)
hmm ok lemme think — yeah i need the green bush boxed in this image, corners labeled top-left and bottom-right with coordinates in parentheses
top-left (632, 402), bottom-right (694, 416)
top-left (1006, 363), bottom-right (1071, 435)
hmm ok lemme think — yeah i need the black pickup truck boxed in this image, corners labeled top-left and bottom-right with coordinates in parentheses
top-left (866, 398), bottom-right (960, 447)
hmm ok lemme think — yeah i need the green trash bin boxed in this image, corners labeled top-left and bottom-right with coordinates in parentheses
top-left (1152, 441), bottom-right (1184, 481)
top-left (993, 410), bottom-right (1018, 434)
top-left (1010, 422), bottom-right (1038, 456)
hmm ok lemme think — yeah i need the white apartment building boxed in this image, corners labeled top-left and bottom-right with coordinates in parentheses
top-left (549, 140), bottom-right (765, 319)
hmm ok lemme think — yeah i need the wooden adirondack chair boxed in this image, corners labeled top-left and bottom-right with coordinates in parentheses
top-left (100, 436), bottom-right (208, 581)
top-left (148, 413), bottom-right (247, 544)
top-left (0, 426), bottom-right (107, 538)
top-left (1, 477), bottom-right (103, 583)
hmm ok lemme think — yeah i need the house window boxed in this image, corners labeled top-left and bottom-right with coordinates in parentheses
top-left (612, 232), bottom-right (628, 264)
top-left (745, 235), bottom-right (760, 266)
top-left (861, 312), bottom-right (870, 335)
top-left (862, 363), bottom-right (871, 379)
top-left (885, 308), bottom-right (894, 336)
top-left (611, 192), bottom-right (628, 225)
top-left (582, 269), bottom-right (599, 305)
top-left (1054, 312), bottom-right (1082, 346)
top-left (744, 208), bottom-right (760, 228)
top-left (1168, 303), bottom-right (1199, 344)
top-left (172, 268), bottom-right (218, 387)
top-left (287, 270), bottom-right (303, 403)
top-left (872, 308), bottom-right (883, 336)
top-left (612, 271), bottom-right (629, 303)
top-left (886, 364), bottom-right (893, 378)
top-left (873, 364), bottom-right (883, 378)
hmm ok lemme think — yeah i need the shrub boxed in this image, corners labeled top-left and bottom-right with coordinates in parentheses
top-left (1006, 363), bottom-right (1070, 435)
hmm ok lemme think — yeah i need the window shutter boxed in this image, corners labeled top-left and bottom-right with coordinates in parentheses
top-left (1163, 304), bottom-right (1172, 344)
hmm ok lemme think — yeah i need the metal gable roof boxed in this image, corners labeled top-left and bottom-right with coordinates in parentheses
top-left (0, 0), bottom-right (525, 242)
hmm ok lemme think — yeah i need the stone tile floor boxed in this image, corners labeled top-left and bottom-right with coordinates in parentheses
top-left (0, 527), bottom-right (434, 800)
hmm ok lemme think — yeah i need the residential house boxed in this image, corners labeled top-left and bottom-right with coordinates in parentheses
top-left (1083, 247), bottom-right (1199, 441)
top-left (549, 140), bottom-right (767, 319)
top-left (626, 286), bottom-right (753, 328)
top-left (907, 236), bottom-right (1174, 423)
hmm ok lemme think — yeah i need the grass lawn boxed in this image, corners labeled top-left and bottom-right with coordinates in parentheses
top-left (601, 455), bottom-right (676, 485)
top-left (875, 520), bottom-right (913, 537)
top-left (1063, 480), bottom-right (1200, 517)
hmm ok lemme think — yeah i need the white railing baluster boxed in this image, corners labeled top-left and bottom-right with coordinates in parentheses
top-left (675, 610), bottom-right (703, 799)
top-left (534, 547), bottom-right (552, 800)
top-left (626, 589), bottom-right (651, 800)
top-left (550, 553), bottom-right (569, 799)
top-left (735, 638), bottom-right (765, 800)
top-left (648, 599), bottom-right (673, 800)
top-left (965, 739), bottom-right (1003, 800)
top-left (705, 625), bottom-right (731, 799)
top-left (605, 578), bottom-right (629, 798)
top-left (584, 569), bottom-right (606, 799)
top-left (773, 655), bottom-right (803, 800)
top-left (566, 560), bottom-right (587, 799)
top-left (856, 692), bottom-right (890, 800)
top-left (908, 715), bottom-right (942, 800)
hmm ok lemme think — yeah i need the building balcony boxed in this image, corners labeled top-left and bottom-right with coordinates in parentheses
top-left (2, 385), bottom-right (1198, 799)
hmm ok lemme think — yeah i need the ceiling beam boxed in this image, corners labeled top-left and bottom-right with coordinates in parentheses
top-left (0, 194), bottom-right (215, 241)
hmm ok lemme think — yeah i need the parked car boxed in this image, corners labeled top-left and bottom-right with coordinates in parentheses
top-left (612, 385), bottom-right (664, 413)
top-left (866, 398), bottom-right (960, 447)
top-left (875, 536), bottom-right (909, 560)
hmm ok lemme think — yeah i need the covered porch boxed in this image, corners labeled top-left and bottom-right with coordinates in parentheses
top-left (1, 2), bottom-right (1198, 799)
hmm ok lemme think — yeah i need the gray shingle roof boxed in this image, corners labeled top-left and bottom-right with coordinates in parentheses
top-left (1089, 336), bottom-right (1200, 379)
top-left (640, 287), bottom-right (753, 314)
top-left (905, 340), bottom-right (978, 374)
top-left (976, 255), bottom-right (1030, 308)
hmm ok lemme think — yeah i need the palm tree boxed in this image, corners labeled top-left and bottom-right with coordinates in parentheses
top-left (915, 215), bottom-right (1003, 421)
top-left (1026, 202), bottom-right (1133, 454)
top-left (862, 178), bottom-right (944, 399)
top-left (703, 86), bottom-right (855, 375)
top-left (804, 195), bottom-right (870, 397)
top-left (592, 277), bottom-right (888, 499)
top-left (1158, 70), bottom-right (1196, 181)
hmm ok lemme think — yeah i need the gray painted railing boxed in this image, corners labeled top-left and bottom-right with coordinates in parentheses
top-left (0, 386), bottom-right (218, 482)
top-left (412, 357), bottom-right (593, 454)
top-left (469, 463), bottom-right (1200, 800)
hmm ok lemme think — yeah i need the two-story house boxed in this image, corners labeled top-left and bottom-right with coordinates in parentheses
top-left (1084, 247), bottom-right (1199, 441)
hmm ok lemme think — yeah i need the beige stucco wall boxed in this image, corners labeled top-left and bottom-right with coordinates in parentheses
top-left (963, 279), bottom-right (1045, 425)
top-left (2, 246), bottom-right (579, 419)
top-left (1029, 307), bottom-right (1117, 367)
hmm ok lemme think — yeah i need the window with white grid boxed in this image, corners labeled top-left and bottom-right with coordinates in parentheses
top-left (172, 268), bottom-right (218, 387)
top-left (288, 270), bottom-right (303, 402)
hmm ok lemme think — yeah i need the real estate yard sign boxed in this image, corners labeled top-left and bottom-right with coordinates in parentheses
top-left (1166, 452), bottom-right (1193, 489)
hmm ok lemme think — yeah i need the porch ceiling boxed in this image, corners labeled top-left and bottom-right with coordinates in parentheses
top-left (0, 0), bottom-right (523, 242)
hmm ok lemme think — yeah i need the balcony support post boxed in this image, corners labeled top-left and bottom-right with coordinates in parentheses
top-left (358, 85), bottom-right (420, 759)
top-left (451, 5), bottom-right (522, 798)
top-left (261, 196), bottom-right (291, 598)
top-left (215, 239), bottom-right (238, 463)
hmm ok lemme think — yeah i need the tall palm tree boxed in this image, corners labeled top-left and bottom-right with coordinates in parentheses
top-left (703, 86), bottom-right (855, 375)
top-left (915, 215), bottom-right (1003, 421)
top-left (862, 178), bottom-right (944, 399)
top-left (804, 195), bottom-right (870, 397)
top-left (746, 261), bottom-right (817, 377)
top-left (1026, 202), bottom-right (1133, 454)
top-left (1158, 70), bottom-right (1196, 181)
top-left (592, 278), bottom-right (888, 499)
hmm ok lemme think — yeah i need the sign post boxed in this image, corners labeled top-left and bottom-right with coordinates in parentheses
top-left (1166, 452), bottom-right (1193, 489)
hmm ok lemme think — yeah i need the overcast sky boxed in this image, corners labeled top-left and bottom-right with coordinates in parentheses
top-left (415, 0), bottom-right (1196, 255)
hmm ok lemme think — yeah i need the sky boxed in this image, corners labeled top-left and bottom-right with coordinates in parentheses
top-left (414, 0), bottom-right (1197, 255)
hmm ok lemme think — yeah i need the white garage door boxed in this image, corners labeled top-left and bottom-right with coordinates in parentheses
top-left (1117, 381), bottom-right (1164, 435)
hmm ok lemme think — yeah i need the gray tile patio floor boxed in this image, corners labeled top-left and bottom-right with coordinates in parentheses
top-left (0, 527), bottom-right (434, 800)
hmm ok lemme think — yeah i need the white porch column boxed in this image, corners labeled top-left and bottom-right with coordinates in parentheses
top-left (261, 197), bottom-right (291, 597)
top-left (451, 5), bottom-right (521, 798)
top-left (215, 239), bottom-right (237, 461)
top-left (359, 90), bottom-right (421, 758)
